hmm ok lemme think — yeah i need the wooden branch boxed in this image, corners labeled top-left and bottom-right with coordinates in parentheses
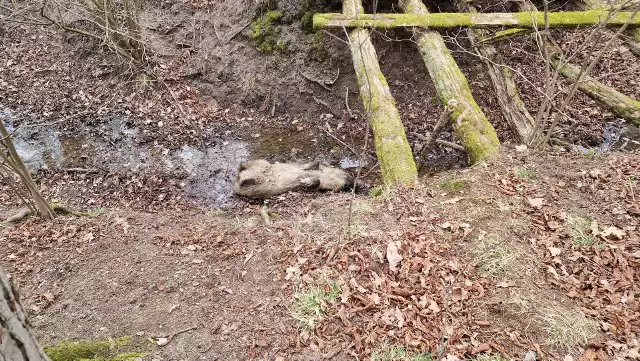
top-left (550, 45), bottom-right (640, 124)
top-left (313, 11), bottom-right (640, 30)
top-left (0, 267), bottom-right (51, 360)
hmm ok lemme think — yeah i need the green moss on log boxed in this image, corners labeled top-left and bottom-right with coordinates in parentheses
top-left (417, 34), bottom-right (500, 163)
top-left (399, 0), bottom-right (499, 163)
top-left (44, 337), bottom-right (145, 361)
top-left (313, 10), bottom-right (640, 29)
top-left (349, 29), bottom-right (417, 184)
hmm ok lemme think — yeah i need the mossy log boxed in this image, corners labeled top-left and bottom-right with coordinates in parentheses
top-left (399, 0), bottom-right (500, 162)
top-left (344, 0), bottom-right (417, 184)
top-left (575, 0), bottom-right (640, 56)
top-left (550, 49), bottom-right (640, 124)
top-left (313, 10), bottom-right (640, 30)
top-left (0, 267), bottom-right (51, 361)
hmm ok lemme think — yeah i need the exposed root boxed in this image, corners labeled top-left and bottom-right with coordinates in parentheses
top-left (2, 204), bottom-right (103, 224)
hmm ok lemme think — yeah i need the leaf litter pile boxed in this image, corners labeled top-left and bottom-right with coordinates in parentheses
top-left (279, 149), bottom-right (640, 361)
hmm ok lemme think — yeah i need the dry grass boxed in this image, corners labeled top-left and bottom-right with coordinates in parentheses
top-left (371, 345), bottom-right (432, 361)
top-left (474, 235), bottom-right (519, 277)
top-left (474, 354), bottom-right (511, 361)
top-left (539, 308), bottom-right (599, 349)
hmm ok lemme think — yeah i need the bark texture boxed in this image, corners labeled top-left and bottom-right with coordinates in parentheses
top-left (344, 0), bottom-right (417, 184)
top-left (516, 2), bottom-right (640, 125)
top-left (314, 10), bottom-right (640, 29)
top-left (458, 5), bottom-right (535, 143)
top-left (399, 0), bottom-right (500, 162)
top-left (0, 267), bottom-right (51, 361)
top-left (0, 119), bottom-right (54, 219)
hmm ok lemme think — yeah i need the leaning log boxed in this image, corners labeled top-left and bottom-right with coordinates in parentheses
top-left (550, 47), bottom-right (640, 124)
top-left (514, 1), bottom-right (640, 125)
top-left (399, 0), bottom-right (500, 162)
top-left (313, 10), bottom-right (640, 29)
top-left (0, 267), bottom-right (52, 361)
top-left (575, 0), bottom-right (640, 56)
top-left (455, 3), bottom-right (535, 143)
top-left (344, 0), bottom-right (417, 184)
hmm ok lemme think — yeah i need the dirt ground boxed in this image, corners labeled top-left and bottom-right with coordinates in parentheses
top-left (2, 0), bottom-right (640, 360)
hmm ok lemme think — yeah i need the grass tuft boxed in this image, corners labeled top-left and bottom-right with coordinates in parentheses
top-left (474, 235), bottom-right (518, 277)
top-left (515, 166), bottom-right (536, 180)
top-left (540, 308), bottom-right (598, 349)
top-left (440, 179), bottom-right (469, 191)
top-left (369, 185), bottom-right (396, 200)
top-left (371, 345), bottom-right (432, 361)
top-left (474, 354), bottom-right (511, 361)
top-left (291, 281), bottom-right (340, 328)
top-left (567, 216), bottom-right (595, 247)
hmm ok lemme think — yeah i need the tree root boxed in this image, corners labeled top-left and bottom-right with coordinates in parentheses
top-left (2, 204), bottom-right (104, 224)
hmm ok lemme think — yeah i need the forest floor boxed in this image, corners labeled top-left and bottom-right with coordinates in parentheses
top-left (1, 0), bottom-right (640, 360)
top-left (1, 149), bottom-right (640, 361)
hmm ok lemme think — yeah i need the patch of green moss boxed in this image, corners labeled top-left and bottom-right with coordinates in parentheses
top-left (440, 179), bottom-right (469, 191)
top-left (249, 10), bottom-right (288, 54)
top-left (416, 34), bottom-right (499, 164)
top-left (44, 337), bottom-right (145, 361)
top-left (301, 11), bottom-right (315, 31)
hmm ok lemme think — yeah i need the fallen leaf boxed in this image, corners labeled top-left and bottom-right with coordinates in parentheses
top-left (285, 266), bottom-right (300, 280)
top-left (386, 241), bottom-right (403, 272)
top-left (601, 226), bottom-right (625, 240)
top-left (527, 198), bottom-right (544, 209)
top-left (548, 247), bottom-right (563, 256)
top-left (428, 299), bottom-right (441, 313)
top-left (471, 343), bottom-right (491, 354)
top-left (442, 197), bottom-right (463, 204)
top-left (496, 281), bottom-right (515, 288)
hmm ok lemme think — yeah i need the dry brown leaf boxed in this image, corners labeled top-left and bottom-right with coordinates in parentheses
top-left (601, 226), bottom-right (625, 240)
top-left (549, 247), bottom-right (563, 256)
top-left (386, 241), bottom-right (403, 272)
top-left (471, 343), bottom-right (491, 354)
top-left (428, 299), bottom-right (441, 313)
top-left (527, 198), bottom-right (544, 209)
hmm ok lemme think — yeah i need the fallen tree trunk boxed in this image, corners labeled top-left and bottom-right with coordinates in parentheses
top-left (314, 10), bottom-right (640, 30)
top-left (344, 0), bottom-right (417, 184)
top-left (0, 267), bottom-right (51, 361)
top-left (550, 47), bottom-right (640, 124)
top-left (575, 0), bottom-right (640, 56)
top-left (456, 3), bottom-right (535, 143)
top-left (514, 1), bottom-right (640, 125)
top-left (399, 0), bottom-right (500, 162)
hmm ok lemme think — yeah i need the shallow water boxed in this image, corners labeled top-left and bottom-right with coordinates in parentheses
top-left (1, 106), bottom-right (357, 207)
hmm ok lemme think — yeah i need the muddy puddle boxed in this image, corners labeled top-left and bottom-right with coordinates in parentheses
top-left (1, 106), bottom-right (358, 207)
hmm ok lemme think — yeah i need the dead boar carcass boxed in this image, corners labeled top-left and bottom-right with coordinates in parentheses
top-left (233, 159), bottom-right (354, 199)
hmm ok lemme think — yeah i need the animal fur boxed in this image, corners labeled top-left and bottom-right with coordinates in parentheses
top-left (233, 159), bottom-right (354, 199)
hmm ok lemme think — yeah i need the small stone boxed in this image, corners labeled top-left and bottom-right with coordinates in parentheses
top-left (524, 350), bottom-right (537, 361)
